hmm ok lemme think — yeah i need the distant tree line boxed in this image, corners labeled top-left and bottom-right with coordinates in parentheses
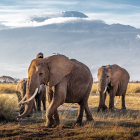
top-left (0, 76), bottom-right (20, 83)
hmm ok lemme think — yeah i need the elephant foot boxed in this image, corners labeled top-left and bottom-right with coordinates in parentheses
top-left (121, 107), bottom-right (126, 110)
top-left (97, 107), bottom-right (101, 112)
top-left (73, 120), bottom-right (82, 127)
top-left (102, 105), bottom-right (107, 111)
top-left (73, 122), bottom-right (82, 127)
top-left (53, 121), bottom-right (60, 128)
top-left (97, 105), bottom-right (107, 112)
top-left (45, 119), bottom-right (55, 128)
top-left (109, 107), bottom-right (115, 112)
top-left (27, 113), bottom-right (33, 117)
top-left (86, 117), bottom-right (94, 122)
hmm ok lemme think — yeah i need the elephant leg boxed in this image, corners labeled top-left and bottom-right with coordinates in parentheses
top-left (101, 91), bottom-right (107, 111)
top-left (47, 87), bottom-right (60, 126)
top-left (109, 95), bottom-right (114, 111)
top-left (121, 94), bottom-right (126, 110)
top-left (47, 87), bottom-right (53, 104)
top-left (104, 92), bottom-right (107, 102)
top-left (42, 99), bottom-right (46, 111)
top-left (85, 102), bottom-right (93, 122)
top-left (35, 97), bottom-right (39, 112)
top-left (46, 100), bottom-right (62, 127)
top-left (75, 104), bottom-right (85, 126)
top-left (109, 86), bottom-right (117, 111)
top-left (38, 97), bottom-right (41, 111)
top-left (53, 109), bottom-right (60, 127)
top-left (46, 80), bottom-right (66, 128)
top-left (33, 100), bottom-right (37, 112)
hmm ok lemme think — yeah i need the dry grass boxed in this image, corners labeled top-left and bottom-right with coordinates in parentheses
top-left (0, 83), bottom-right (140, 139)
top-left (0, 95), bottom-right (18, 121)
top-left (0, 83), bottom-right (17, 94)
top-left (126, 83), bottom-right (140, 94)
top-left (91, 83), bottom-right (140, 95)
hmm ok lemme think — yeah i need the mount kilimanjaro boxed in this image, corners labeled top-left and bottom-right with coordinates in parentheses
top-left (0, 11), bottom-right (140, 80)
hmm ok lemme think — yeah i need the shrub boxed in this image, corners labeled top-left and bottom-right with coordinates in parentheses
top-left (0, 95), bottom-right (17, 121)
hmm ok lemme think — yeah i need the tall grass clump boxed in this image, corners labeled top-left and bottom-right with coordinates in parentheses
top-left (0, 83), bottom-right (16, 94)
top-left (0, 95), bottom-right (17, 121)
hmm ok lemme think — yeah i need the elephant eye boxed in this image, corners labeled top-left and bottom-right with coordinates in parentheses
top-left (107, 76), bottom-right (109, 77)
top-left (39, 73), bottom-right (43, 76)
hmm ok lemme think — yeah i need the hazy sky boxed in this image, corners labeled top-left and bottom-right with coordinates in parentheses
top-left (0, 0), bottom-right (140, 28)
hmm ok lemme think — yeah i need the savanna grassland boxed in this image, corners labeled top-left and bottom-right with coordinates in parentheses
top-left (0, 83), bottom-right (140, 140)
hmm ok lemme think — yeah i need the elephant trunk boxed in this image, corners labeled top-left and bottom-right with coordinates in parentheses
top-left (17, 79), bottom-right (39, 120)
top-left (17, 98), bottom-right (34, 120)
top-left (97, 80), bottom-right (107, 112)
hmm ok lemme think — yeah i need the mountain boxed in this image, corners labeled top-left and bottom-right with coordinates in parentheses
top-left (0, 11), bottom-right (140, 80)
top-left (30, 11), bottom-right (88, 22)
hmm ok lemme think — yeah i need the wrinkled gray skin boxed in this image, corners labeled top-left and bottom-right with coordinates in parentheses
top-left (17, 55), bottom-right (93, 127)
top-left (16, 79), bottom-right (36, 115)
top-left (97, 64), bottom-right (130, 112)
top-left (35, 84), bottom-right (46, 111)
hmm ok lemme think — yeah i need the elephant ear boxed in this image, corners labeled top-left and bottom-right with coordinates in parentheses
top-left (48, 55), bottom-right (74, 88)
top-left (109, 65), bottom-right (120, 86)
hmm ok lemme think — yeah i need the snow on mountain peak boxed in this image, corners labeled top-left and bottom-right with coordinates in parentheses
top-left (30, 11), bottom-right (88, 22)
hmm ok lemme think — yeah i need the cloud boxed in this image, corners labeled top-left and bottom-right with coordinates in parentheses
top-left (1, 10), bottom-right (140, 29)
top-left (22, 1), bottom-right (78, 5)
top-left (1, 15), bottom-right (104, 28)
top-left (136, 34), bottom-right (140, 40)
top-left (0, 23), bottom-right (8, 30)
top-left (0, 63), bottom-right (29, 78)
top-left (86, 12), bottom-right (140, 28)
top-left (1, 0), bottom-right (140, 29)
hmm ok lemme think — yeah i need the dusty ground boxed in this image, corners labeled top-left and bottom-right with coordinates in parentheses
top-left (0, 103), bottom-right (140, 140)
top-left (0, 83), bottom-right (140, 140)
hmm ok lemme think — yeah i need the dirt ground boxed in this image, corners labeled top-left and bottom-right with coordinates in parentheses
top-left (0, 104), bottom-right (140, 140)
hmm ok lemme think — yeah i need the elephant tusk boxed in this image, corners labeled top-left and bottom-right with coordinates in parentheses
top-left (18, 95), bottom-right (26, 105)
top-left (21, 88), bottom-right (38, 104)
top-left (104, 86), bottom-right (107, 94)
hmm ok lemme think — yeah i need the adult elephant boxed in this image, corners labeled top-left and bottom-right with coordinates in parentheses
top-left (97, 64), bottom-right (130, 112)
top-left (17, 79), bottom-right (46, 113)
top-left (17, 55), bottom-right (93, 127)
top-left (16, 79), bottom-right (36, 115)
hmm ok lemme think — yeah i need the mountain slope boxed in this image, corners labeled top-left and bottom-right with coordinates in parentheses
top-left (0, 12), bottom-right (140, 80)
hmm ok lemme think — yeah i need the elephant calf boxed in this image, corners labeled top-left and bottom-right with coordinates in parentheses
top-left (35, 84), bottom-right (46, 111)
top-left (16, 79), bottom-right (46, 113)
top-left (16, 79), bottom-right (36, 115)
top-left (97, 64), bottom-right (130, 112)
